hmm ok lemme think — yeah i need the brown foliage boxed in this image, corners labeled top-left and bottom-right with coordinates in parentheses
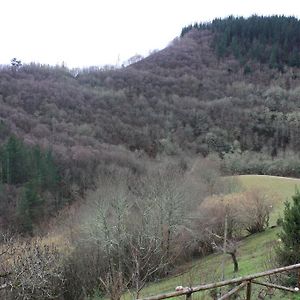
top-left (238, 189), bottom-right (275, 234)
top-left (199, 188), bottom-right (275, 238)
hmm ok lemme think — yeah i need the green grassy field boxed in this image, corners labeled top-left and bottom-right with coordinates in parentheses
top-left (128, 228), bottom-right (280, 300)
top-left (239, 175), bottom-right (300, 226)
top-left (94, 175), bottom-right (300, 300)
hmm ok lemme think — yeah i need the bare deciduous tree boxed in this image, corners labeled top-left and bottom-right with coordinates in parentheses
top-left (80, 164), bottom-right (187, 299)
top-left (0, 232), bottom-right (64, 300)
top-left (237, 188), bottom-right (275, 234)
top-left (0, 231), bottom-right (14, 292)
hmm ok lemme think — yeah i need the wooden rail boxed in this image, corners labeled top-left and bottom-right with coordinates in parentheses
top-left (138, 263), bottom-right (300, 300)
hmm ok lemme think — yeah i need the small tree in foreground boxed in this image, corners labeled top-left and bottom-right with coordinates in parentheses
top-left (275, 189), bottom-right (300, 287)
top-left (277, 190), bottom-right (300, 267)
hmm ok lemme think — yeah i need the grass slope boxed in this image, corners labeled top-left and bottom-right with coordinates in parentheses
top-left (239, 175), bottom-right (300, 226)
top-left (114, 175), bottom-right (300, 300)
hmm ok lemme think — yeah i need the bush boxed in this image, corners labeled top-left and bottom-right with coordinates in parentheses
top-left (238, 189), bottom-right (274, 234)
top-left (1, 238), bottom-right (65, 300)
top-left (199, 188), bottom-right (274, 238)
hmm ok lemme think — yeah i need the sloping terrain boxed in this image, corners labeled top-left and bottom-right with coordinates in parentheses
top-left (2, 16), bottom-right (300, 299)
top-left (2, 16), bottom-right (300, 234)
top-left (113, 175), bottom-right (300, 300)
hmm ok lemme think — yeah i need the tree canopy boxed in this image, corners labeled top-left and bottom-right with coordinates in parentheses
top-left (181, 15), bottom-right (300, 68)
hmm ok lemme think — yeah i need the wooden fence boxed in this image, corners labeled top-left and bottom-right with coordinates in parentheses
top-left (138, 263), bottom-right (300, 300)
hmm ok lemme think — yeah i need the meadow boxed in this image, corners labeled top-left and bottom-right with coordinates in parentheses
top-left (111, 175), bottom-right (300, 300)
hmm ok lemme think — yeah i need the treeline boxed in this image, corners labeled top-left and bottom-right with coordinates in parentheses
top-left (181, 15), bottom-right (300, 69)
top-left (223, 150), bottom-right (300, 178)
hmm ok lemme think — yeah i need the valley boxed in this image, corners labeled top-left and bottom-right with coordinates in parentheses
top-left (2, 15), bottom-right (300, 300)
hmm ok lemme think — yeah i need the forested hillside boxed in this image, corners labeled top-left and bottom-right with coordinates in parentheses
top-left (2, 15), bottom-right (300, 300)
top-left (182, 15), bottom-right (300, 69)
top-left (2, 15), bottom-right (300, 230)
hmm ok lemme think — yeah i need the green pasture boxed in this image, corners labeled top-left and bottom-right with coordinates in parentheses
top-left (94, 175), bottom-right (300, 300)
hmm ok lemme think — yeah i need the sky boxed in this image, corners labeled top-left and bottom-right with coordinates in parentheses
top-left (0, 0), bottom-right (300, 68)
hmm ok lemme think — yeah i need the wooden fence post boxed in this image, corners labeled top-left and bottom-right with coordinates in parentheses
top-left (246, 281), bottom-right (251, 300)
top-left (186, 288), bottom-right (192, 300)
top-left (186, 292), bottom-right (192, 300)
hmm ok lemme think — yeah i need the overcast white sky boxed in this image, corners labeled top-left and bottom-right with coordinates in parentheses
top-left (1, 0), bottom-right (299, 68)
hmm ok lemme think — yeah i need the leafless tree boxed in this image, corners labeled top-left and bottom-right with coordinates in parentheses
top-left (236, 188), bottom-right (275, 234)
top-left (80, 164), bottom-right (187, 299)
top-left (0, 231), bottom-right (14, 293)
top-left (209, 230), bottom-right (239, 273)
top-left (0, 231), bottom-right (64, 300)
top-left (126, 234), bottom-right (167, 299)
top-left (187, 156), bottom-right (222, 197)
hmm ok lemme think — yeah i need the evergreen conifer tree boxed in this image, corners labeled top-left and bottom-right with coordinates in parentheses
top-left (18, 180), bottom-right (43, 234)
top-left (277, 189), bottom-right (300, 284)
top-left (4, 136), bottom-right (28, 184)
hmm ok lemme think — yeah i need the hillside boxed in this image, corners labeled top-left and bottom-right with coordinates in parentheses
top-left (1, 15), bottom-right (300, 232)
top-left (1, 17), bottom-right (300, 231)
top-left (2, 15), bottom-right (300, 299)
top-left (113, 175), bottom-right (300, 300)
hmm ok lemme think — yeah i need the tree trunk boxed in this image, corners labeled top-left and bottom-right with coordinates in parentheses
top-left (229, 251), bottom-right (239, 272)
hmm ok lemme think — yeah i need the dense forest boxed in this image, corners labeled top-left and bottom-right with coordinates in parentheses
top-left (1, 15), bottom-right (300, 299)
top-left (2, 16), bottom-right (300, 230)
top-left (181, 15), bottom-right (300, 68)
